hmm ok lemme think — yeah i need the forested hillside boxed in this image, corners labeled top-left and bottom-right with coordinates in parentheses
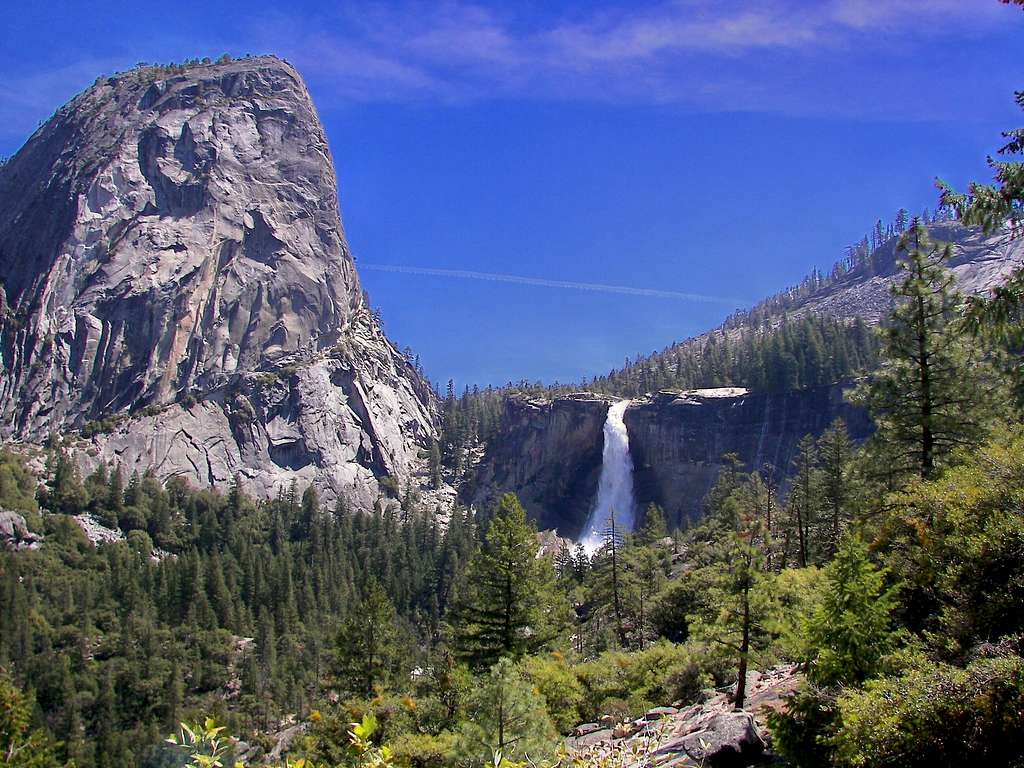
top-left (5, 200), bottom-right (1024, 767)
top-left (3, 4), bottom-right (1024, 766)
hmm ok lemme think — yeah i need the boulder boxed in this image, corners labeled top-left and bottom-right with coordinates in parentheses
top-left (267, 722), bottom-right (308, 762)
top-left (656, 711), bottom-right (767, 767)
top-left (572, 723), bottom-right (604, 738)
top-left (567, 727), bottom-right (614, 749)
top-left (645, 706), bottom-right (680, 721)
top-left (0, 510), bottom-right (42, 551)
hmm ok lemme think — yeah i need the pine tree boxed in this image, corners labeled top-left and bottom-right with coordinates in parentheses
top-left (637, 502), bottom-right (669, 544)
top-left (939, 81), bottom-right (1023, 235)
top-left (106, 466), bottom-right (125, 528)
top-left (939, 82), bottom-right (1024, 406)
top-left (854, 223), bottom-right (991, 480)
top-left (44, 447), bottom-right (88, 516)
top-left (454, 658), bottom-right (557, 765)
top-left (817, 419), bottom-right (855, 559)
top-left (784, 436), bottom-right (819, 567)
top-left (601, 515), bottom-right (627, 648)
top-left (452, 494), bottom-right (567, 669)
top-left (806, 535), bottom-right (899, 687)
top-left (94, 668), bottom-right (121, 768)
top-left (621, 544), bottom-right (667, 650)
top-left (428, 440), bottom-right (442, 489)
top-left (690, 469), bottom-right (773, 709)
top-left (334, 578), bottom-right (406, 697)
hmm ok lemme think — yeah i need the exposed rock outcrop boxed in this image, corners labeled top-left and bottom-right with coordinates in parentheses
top-left (784, 221), bottom-right (1024, 326)
top-left (471, 385), bottom-right (870, 535)
top-left (0, 56), bottom-right (438, 506)
top-left (72, 514), bottom-right (124, 547)
top-left (0, 510), bottom-right (42, 551)
top-left (567, 665), bottom-right (800, 767)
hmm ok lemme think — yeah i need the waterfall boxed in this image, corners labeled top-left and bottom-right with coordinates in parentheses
top-left (580, 399), bottom-right (637, 554)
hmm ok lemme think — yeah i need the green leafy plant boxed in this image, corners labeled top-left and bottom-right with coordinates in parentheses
top-left (166, 719), bottom-right (231, 768)
top-left (348, 714), bottom-right (395, 768)
top-left (0, 672), bottom-right (67, 767)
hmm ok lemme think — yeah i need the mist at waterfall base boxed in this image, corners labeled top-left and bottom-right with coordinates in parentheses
top-left (580, 400), bottom-right (637, 555)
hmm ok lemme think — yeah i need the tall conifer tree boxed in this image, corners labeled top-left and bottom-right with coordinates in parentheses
top-left (452, 494), bottom-right (567, 669)
top-left (854, 223), bottom-right (990, 480)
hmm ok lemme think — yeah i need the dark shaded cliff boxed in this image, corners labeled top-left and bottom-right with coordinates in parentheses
top-left (624, 386), bottom-right (873, 529)
top-left (469, 394), bottom-right (611, 536)
top-left (469, 386), bottom-right (871, 536)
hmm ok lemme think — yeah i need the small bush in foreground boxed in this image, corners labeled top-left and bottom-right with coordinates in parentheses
top-left (833, 653), bottom-right (1024, 768)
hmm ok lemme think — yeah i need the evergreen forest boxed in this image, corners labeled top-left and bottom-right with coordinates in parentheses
top-left (3, 4), bottom-right (1024, 768)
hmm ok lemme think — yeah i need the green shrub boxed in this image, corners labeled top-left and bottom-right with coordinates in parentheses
top-left (0, 449), bottom-right (40, 525)
top-left (767, 683), bottom-right (841, 768)
top-left (833, 654), bottom-right (1024, 768)
top-left (597, 696), bottom-right (632, 725)
top-left (378, 476), bottom-right (401, 498)
top-left (388, 731), bottom-right (455, 768)
top-left (763, 566), bottom-right (826, 661)
top-left (80, 414), bottom-right (126, 438)
top-left (0, 672), bottom-right (67, 767)
top-left (574, 641), bottom-right (713, 721)
top-left (648, 579), bottom-right (702, 643)
top-left (519, 652), bottom-right (584, 733)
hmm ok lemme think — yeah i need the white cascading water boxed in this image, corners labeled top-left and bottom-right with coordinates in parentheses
top-left (580, 399), bottom-right (637, 554)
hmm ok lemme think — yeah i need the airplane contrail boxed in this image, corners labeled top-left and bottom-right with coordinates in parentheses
top-left (360, 264), bottom-right (746, 305)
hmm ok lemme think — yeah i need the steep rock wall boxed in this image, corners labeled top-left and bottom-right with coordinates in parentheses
top-left (469, 394), bottom-right (610, 536)
top-left (0, 56), bottom-right (437, 506)
top-left (471, 387), bottom-right (871, 536)
top-left (624, 386), bottom-right (873, 529)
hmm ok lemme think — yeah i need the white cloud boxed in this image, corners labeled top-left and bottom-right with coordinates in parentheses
top-left (0, 0), bottom-right (1015, 143)
top-left (826, 0), bottom-right (1006, 32)
top-left (0, 58), bottom-right (125, 142)
top-left (265, 0), bottom-right (1014, 113)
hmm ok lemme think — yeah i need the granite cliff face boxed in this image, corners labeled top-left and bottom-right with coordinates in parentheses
top-left (469, 394), bottom-right (611, 536)
top-left (0, 56), bottom-right (437, 507)
top-left (780, 221), bottom-right (1024, 326)
top-left (471, 387), bottom-right (871, 535)
top-left (624, 386), bottom-right (873, 529)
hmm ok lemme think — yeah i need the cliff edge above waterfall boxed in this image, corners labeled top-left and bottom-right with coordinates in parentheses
top-left (470, 384), bottom-right (872, 535)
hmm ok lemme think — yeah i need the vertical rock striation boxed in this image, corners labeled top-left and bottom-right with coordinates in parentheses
top-left (470, 386), bottom-right (872, 536)
top-left (469, 394), bottom-right (611, 536)
top-left (624, 386), bottom-right (873, 529)
top-left (0, 56), bottom-right (437, 507)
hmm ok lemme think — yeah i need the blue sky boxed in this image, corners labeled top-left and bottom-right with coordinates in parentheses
top-left (2, 1), bottom-right (1022, 388)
